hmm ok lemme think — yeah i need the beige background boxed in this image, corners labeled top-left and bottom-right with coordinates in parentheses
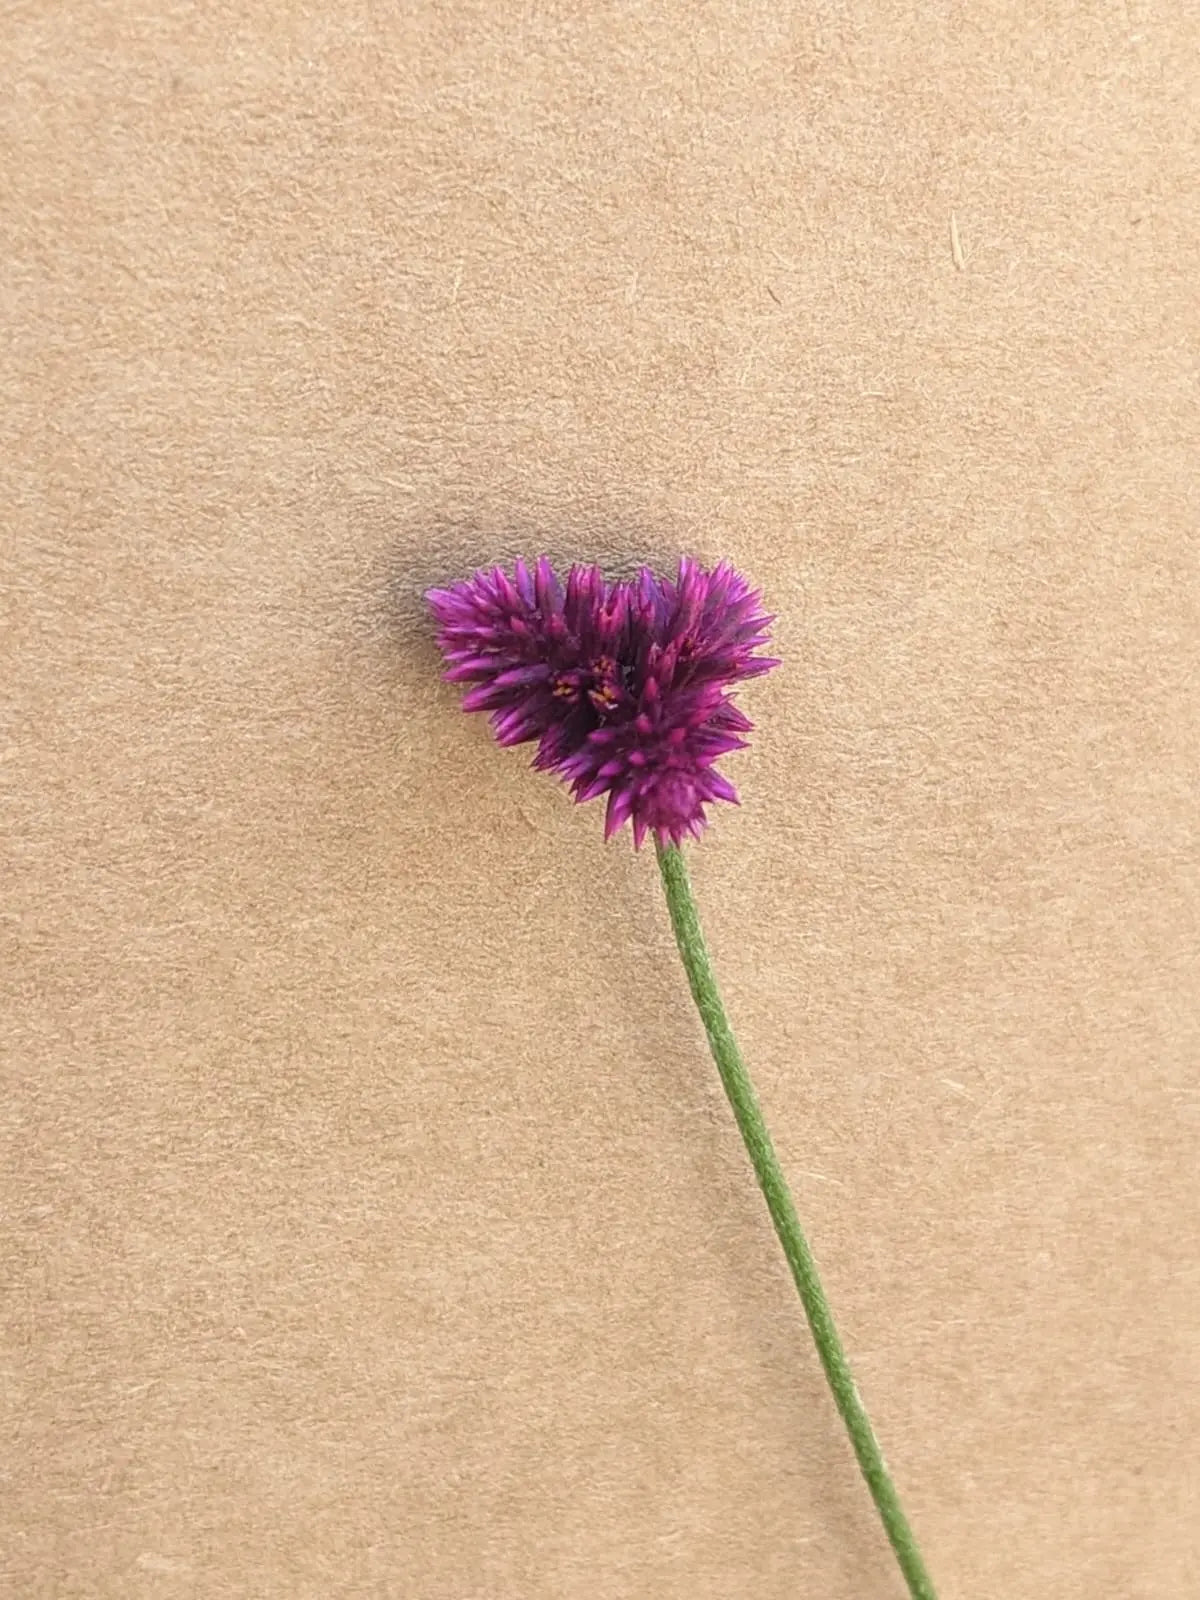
top-left (4, 3), bottom-right (1199, 1596)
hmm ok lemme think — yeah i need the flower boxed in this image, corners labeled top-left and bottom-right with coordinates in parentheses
top-left (427, 557), bottom-right (778, 847)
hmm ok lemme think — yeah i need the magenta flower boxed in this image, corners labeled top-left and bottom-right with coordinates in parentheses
top-left (427, 557), bottom-right (779, 847)
top-left (426, 557), bottom-right (938, 1596)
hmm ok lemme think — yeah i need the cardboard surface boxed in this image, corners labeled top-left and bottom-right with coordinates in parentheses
top-left (4, 4), bottom-right (1198, 1595)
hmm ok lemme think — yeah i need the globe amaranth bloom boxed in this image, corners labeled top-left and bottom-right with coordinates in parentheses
top-left (427, 557), bottom-right (779, 848)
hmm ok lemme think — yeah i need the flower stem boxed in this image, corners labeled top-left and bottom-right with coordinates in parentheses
top-left (654, 841), bottom-right (937, 1600)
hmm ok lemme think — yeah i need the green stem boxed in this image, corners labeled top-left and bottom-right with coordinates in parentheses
top-left (655, 841), bottom-right (937, 1600)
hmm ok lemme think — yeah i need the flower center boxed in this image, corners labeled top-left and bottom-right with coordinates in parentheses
top-left (551, 656), bottom-right (626, 717)
top-left (586, 655), bottom-right (623, 715)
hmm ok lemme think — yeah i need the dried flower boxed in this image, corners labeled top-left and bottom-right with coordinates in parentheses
top-left (427, 557), bottom-right (778, 847)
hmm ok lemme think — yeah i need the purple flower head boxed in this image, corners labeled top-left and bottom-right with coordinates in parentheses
top-left (427, 557), bottom-right (779, 848)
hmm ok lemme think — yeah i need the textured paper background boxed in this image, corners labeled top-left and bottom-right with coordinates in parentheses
top-left (4, 3), bottom-right (1199, 1596)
